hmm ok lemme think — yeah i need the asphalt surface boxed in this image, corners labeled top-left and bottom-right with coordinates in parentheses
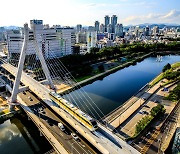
top-left (18, 91), bottom-right (97, 154)
top-left (131, 91), bottom-right (180, 154)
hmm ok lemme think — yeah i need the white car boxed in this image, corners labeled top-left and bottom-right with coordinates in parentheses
top-left (58, 123), bottom-right (65, 131)
top-left (71, 133), bottom-right (79, 140)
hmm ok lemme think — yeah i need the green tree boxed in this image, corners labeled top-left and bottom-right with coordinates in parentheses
top-left (162, 63), bottom-right (171, 72)
top-left (98, 65), bottom-right (105, 72)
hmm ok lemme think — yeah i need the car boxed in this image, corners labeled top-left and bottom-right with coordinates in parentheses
top-left (155, 100), bottom-right (160, 103)
top-left (142, 111), bottom-right (149, 115)
top-left (142, 97), bottom-right (146, 101)
top-left (58, 122), bottom-right (65, 131)
top-left (23, 91), bottom-right (26, 95)
top-left (28, 96), bottom-right (33, 101)
top-left (143, 104), bottom-right (150, 108)
top-left (71, 133), bottom-right (79, 141)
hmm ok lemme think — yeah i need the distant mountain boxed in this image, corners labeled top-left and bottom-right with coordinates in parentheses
top-left (137, 23), bottom-right (180, 28)
top-left (125, 23), bottom-right (180, 29)
top-left (1, 26), bottom-right (20, 30)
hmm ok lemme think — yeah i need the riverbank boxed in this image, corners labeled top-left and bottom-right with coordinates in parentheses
top-left (61, 52), bottom-right (180, 96)
top-left (103, 61), bottom-right (179, 126)
top-left (58, 52), bottom-right (153, 95)
top-left (0, 92), bottom-right (20, 123)
top-left (76, 52), bottom-right (153, 87)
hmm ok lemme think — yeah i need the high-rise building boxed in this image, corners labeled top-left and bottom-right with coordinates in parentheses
top-left (7, 19), bottom-right (75, 58)
top-left (95, 21), bottom-right (100, 32)
top-left (87, 31), bottom-right (97, 52)
top-left (107, 24), bottom-right (113, 33)
top-left (76, 32), bottom-right (87, 44)
top-left (88, 26), bottom-right (95, 31)
top-left (145, 26), bottom-right (150, 36)
top-left (100, 24), bottom-right (105, 33)
top-left (153, 26), bottom-right (159, 35)
top-left (134, 26), bottom-right (140, 37)
top-left (104, 15), bottom-right (110, 32)
top-left (111, 15), bottom-right (117, 33)
top-left (76, 24), bottom-right (82, 32)
top-left (115, 24), bottom-right (123, 37)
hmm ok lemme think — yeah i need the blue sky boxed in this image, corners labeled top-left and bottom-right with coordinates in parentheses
top-left (0, 0), bottom-right (180, 26)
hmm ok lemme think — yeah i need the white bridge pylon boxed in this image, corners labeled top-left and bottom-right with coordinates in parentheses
top-left (10, 23), bottom-right (55, 103)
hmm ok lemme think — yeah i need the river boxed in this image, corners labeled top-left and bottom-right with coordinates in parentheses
top-left (63, 55), bottom-right (180, 119)
top-left (0, 115), bottom-right (52, 154)
top-left (0, 54), bottom-right (179, 153)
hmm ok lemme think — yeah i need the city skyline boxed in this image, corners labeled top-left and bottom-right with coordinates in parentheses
top-left (0, 0), bottom-right (180, 27)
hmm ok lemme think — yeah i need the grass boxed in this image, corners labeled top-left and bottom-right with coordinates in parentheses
top-left (0, 108), bottom-right (10, 116)
top-left (149, 62), bottom-right (180, 87)
top-left (171, 62), bottom-right (180, 69)
top-left (149, 73), bottom-right (164, 87)
top-left (75, 75), bottom-right (93, 82)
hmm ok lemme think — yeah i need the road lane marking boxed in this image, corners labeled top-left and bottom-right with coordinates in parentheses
top-left (76, 141), bottom-right (89, 154)
top-left (72, 146), bottom-right (81, 154)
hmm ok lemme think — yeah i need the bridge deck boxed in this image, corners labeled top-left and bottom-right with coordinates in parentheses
top-left (2, 62), bottom-right (140, 154)
top-left (17, 91), bottom-right (96, 154)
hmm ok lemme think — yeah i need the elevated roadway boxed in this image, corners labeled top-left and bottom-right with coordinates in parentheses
top-left (1, 61), bottom-right (140, 154)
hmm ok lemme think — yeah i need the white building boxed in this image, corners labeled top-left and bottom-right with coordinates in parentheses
top-left (87, 31), bottom-right (97, 52)
top-left (7, 19), bottom-right (75, 59)
top-left (76, 32), bottom-right (87, 44)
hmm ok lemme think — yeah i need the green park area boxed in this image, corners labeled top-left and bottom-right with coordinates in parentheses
top-left (149, 62), bottom-right (180, 87)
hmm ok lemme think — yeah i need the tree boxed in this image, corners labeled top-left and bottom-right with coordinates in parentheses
top-left (162, 63), bottom-right (171, 72)
top-left (150, 104), bottom-right (165, 117)
top-left (98, 65), bottom-right (105, 72)
top-left (90, 47), bottom-right (99, 54)
top-left (73, 45), bottom-right (80, 54)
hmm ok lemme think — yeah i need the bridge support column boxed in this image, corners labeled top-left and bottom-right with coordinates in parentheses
top-left (33, 27), bottom-right (55, 90)
top-left (10, 23), bottom-right (29, 104)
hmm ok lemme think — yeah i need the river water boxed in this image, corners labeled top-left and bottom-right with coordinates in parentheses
top-left (63, 55), bottom-right (180, 119)
top-left (0, 116), bottom-right (52, 154)
top-left (0, 55), bottom-right (179, 153)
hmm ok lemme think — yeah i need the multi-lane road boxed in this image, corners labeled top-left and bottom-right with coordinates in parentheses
top-left (1, 60), bottom-right (140, 154)
top-left (18, 91), bottom-right (97, 154)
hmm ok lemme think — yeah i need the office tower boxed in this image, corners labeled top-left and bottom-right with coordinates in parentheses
top-left (76, 24), bottom-right (82, 32)
top-left (7, 19), bottom-right (75, 58)
top-left (87, 31), bottom-right (97, 52)
top-left (135, 26), bottom-right (140, 37)
top-left (115, 24), bottom-right (123, 37)
top-left (145, 26), bottom-right (150, 36)
top-left (111, 15), bottom-right (117, 33)
top-left (107, 24), bottom-right (113, 33)
top-left (95, 21), bottom-right (100, 32)
top-left (153, 26), bottom-right (159, 35)
top-left (104, 15), bottom-right (110, 32)
top-left (88, 26), bottom-right (95, 31)
top-left (76, 32), bottom-right (87, 44)
top-left (100, 24), bottom-right (105, 33)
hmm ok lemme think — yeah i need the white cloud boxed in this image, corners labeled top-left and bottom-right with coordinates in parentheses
top-left (161, 10), bottom-right (180, 19)
top-left (123, 10), bottom-right (180, 24)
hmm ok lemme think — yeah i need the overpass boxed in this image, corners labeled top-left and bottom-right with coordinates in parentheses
top-left (1, 61), bottom-right (140, 154)
top-left (0, 23), bottom-right (140, 154)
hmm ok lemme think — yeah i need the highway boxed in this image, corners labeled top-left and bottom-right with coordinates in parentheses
top-left (18, 91), bottom-right (97, 154)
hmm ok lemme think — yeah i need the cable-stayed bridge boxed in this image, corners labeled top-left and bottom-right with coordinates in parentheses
top-left (0, 23), bottom-right (139, 154)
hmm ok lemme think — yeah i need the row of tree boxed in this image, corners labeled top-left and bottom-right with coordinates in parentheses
top-left (166, 83), bottom-right (180, 101)
top-left (135, 104), bottom-right (165, 136)
top-left (58, 42), bottom-right (180, 78)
